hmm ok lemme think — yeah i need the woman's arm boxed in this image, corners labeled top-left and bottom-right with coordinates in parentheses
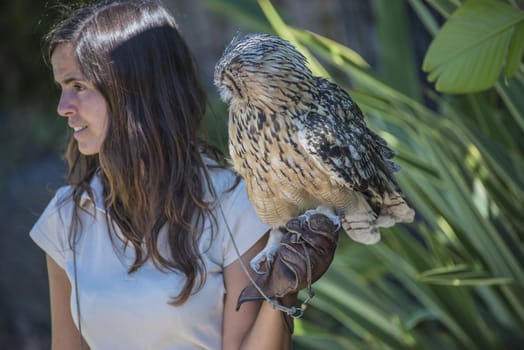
top-left (222, 234), bottom-right (294, 350)
top-left (46, 255), bottom-right (90, 350)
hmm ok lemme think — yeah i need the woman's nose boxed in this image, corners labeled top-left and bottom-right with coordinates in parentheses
top-left (57, 91), bottom-right (76, 117)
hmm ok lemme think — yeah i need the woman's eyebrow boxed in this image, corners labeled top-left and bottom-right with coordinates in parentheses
top-left (55, 76), bottom-right (84, 85)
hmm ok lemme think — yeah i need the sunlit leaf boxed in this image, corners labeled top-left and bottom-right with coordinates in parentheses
top-left (422, 0), bottom-right (524, 93)
top-left (290, 29), bottom-right (369, 69)
top-left (257, 0), bottom-right (330, 78)
top-left (418, 264), bottom-right (514, 286)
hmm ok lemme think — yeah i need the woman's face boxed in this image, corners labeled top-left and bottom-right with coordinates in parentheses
top-left (52, 43), bottom-right (109, 155)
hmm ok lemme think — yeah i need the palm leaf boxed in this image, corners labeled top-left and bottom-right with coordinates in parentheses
top-left (422, 0), bottom-right (524, 93)
top-left (417, 264), bottom-right (514, 286)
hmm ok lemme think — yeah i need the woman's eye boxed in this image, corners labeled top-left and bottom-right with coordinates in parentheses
top-left (73, 83), bottom-right (86, 91)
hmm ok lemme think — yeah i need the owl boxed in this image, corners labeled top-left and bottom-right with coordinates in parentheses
top-left (214, 33), bottom-right (414, 272)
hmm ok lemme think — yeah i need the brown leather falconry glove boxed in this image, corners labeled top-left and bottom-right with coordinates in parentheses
top-left (236, 213), bottom-right (340, 316)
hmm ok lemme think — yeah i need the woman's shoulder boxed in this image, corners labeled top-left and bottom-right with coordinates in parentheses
top-left (29, 184), bottom-right (76, 268)
top-left (39, 172), bottom-right (102, 220)
top-left (31, 184), bottom-right (78, 234)
top-left (45, 185), bottom-right (75, 213)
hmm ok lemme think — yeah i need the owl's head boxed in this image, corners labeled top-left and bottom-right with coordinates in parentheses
top-left (214, 33), bottom-right (312, 104)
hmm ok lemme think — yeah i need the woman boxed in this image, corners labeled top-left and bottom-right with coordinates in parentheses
top-left (30, 0), bottom-right (297, 348)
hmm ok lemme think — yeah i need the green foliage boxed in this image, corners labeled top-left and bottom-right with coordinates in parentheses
top-left (204, 0), bottom-right (524, 349)
top-left (374, 0), bottom-right (422, 101)
top-left (422, 0), bottom-right (524, 93)
top-left (0, 1), bottom-right (58, 107)
top-left (0, 1), bottom-right (67, 176)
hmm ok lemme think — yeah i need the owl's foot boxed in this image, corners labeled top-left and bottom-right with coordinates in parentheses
top-left (343, 210), bottom-right (381, 244)
top-left (378, 192), bottom-right (415, 226)
top-left (250, 228), bottom-right (284, 274)
top-left (300, 205), bottom-right (341, 231)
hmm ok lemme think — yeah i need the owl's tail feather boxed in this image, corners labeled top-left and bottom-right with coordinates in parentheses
top-left (341, 194), bottom-right (381, 245)
top-left (376, 191), bottom-right (415, 228)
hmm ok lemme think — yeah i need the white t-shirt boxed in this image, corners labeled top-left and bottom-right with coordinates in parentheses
top-left (30, 166), bottom-right (269, 350)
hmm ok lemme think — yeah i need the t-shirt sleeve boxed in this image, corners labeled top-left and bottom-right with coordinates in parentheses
top-left (29, 187), bottom-right (72, 269)
top-left (221, 181), bottom-right (270, 267)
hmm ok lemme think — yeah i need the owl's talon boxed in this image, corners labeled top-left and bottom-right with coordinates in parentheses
top-left (250, 229), bottom-right (282, 274)
top-left (250, 251), bottom-right (276, 274)
top-left (300, 206), bottom-right (341, 231)
top-left (250, 257), bottom-right (268, 275)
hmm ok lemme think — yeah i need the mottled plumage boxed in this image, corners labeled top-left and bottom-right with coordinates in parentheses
top-left (214, 33), bottom-right (414, 271)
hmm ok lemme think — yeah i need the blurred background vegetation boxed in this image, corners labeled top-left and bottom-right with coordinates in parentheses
top-left (1, 0), bottom-right (523, 349)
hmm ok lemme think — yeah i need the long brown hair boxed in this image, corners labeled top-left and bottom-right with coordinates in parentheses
top-left (47, 0), bottom-right (222, 305)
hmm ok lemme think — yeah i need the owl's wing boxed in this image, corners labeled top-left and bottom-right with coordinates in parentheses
top-left (298, 77), bottom-right (399, 194)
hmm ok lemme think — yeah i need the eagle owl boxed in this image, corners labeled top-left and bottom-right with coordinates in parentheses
top-left (214, 33), bottom-right (414, 272)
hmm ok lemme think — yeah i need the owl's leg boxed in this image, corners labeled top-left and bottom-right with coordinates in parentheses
top-left (250, 228), bottom-right (284, 274)
top-left (342, 193), bottom-right (381, 244)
